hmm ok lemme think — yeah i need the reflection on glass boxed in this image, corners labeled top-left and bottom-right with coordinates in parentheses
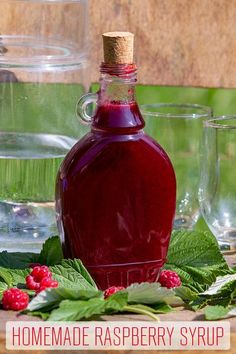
top-left (199, 116), bottom-right (236, 253)
top-left (141, 103), bottom-right (212, 230)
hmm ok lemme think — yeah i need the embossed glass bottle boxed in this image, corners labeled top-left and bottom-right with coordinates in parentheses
top-left (56, 32), bottom-right (176, 289)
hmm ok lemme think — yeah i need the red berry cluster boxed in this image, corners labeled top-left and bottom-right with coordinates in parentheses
top-left (104, 286), bottom-right (125, 299)
top-left (26, 265), bottom-right (58, 293)
top-left (1, 265), bottom-right (58, 311)
top-left (158, 270), bottom-right (181, 289)
top-left (2, 288), bottom-right (29, 311)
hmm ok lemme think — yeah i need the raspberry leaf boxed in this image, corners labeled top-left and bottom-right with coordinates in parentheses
top-left (59, 259), bottom-right (97, 289)
top-left (174, 286), bottom-right (198, 302)
top-left (201, 273), bottom-right (236, 296)
top-left (0, 282), bottom-right (8, 299)
top-left (38, 236), bottom-right (63, 266)
top-left (204, 305), bottom-right (236, 320)
top-left (0, 267), bottom-right (13, 287)
top-left (126, 282), bottom-right (183, 305)
top-left (165, 230), bottom-right (230, 291)
top-left (125, 303), bottom-right (172, 314)
top-left (48, 292), bottom-right (128, 321)
top-left (49, 298), bottom-right (107, 321)
top-left (8, 269), bottom-right (30, 288)
top-left (167, 230), bottom-right (228, 269)
top-left (28, 287), bottom-right (102, 312)
top-left (50, 260), bottom-right (97, 290)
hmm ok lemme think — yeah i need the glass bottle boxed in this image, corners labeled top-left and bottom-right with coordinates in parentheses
top-left (56, 32), bottom-right (176, 289)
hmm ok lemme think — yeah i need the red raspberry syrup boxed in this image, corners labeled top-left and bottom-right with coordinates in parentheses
top-left (56, 61), bottom-right (176, 290)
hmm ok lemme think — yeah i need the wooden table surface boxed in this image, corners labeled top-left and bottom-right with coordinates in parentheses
top-left (0, 255), bottom-right (235, 354)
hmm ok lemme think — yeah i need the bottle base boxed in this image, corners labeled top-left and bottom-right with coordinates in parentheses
top-left (87, 259), bottom-right (164, 290)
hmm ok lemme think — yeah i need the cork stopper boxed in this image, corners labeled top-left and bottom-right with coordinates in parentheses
top-left (102, 32), bottom-right (134, 64)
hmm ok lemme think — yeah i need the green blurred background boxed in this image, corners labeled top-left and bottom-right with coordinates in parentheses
top-left (2, 82), bottom-right (236, 234)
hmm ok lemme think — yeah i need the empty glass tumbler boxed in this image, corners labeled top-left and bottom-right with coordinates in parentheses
top-left (141, 103), bottom-right (212, 229)
top-left (0, 0), bottom-right (89, 252)
top-left (199, 117), bottom-right (236, 252)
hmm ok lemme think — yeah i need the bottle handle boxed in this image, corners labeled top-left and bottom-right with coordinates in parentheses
top-left (76, 93), bottom-right (98, 125)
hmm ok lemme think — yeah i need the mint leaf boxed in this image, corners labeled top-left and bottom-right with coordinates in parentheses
top-left (28, 287), bottom-right (101, 312)
top-left (50, 260), bottom-right (97, 290)
top-left (126, 282), bottom-right (182, 305)
top-left (0, 251), bottom-right (38, 269)
top-left (38, 236), bottom-right (63, 266)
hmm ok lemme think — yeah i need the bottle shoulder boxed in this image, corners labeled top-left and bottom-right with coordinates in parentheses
top-left (59, 131), bottom-right (175, 180)
top-left (92, 101), bottom-right (145, 131)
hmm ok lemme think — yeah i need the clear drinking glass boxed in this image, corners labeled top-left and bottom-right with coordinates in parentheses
top-left (199, 116), bottom-right (236, 253)
top-left (141, 103), bottom-right (212, 229)
top-left (0, 0), bottom-right (89, 252)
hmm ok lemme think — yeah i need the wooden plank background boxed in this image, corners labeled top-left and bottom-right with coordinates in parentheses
top-left (89, 0), bottom-right (236, 88)
top-left (1, 0), bottom-right (236, 87)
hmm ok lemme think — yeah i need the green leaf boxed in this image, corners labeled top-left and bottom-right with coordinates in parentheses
top-left (127, 303), bottom-right (172, 314)
top-left (28, 287), bottom-right (101, 312)
top-left (104, 292), bottom-right (128, 313)
top-left (201, 274), bottom-right (236, 296)
top-left (122, 304), bottom-right (160, 321)
top-left (126, 282), bottom-right (182, 305)
top-left (165, 230), bottom-right (230, 289)
top-left (204, 305), bottom-right (230, 320)
top-left (48, 291), bottom-right (128, 321)
top-left (48, 298), bottom-right (107, 321)
top-left (190, 297), bottom-right (208, 311)
top-left (0, 267), bottom-right (13, 287)
top-left (28, 311), bottom-right (50, 320)
top-left (59, 259), bottom-right (97, 289)
top-left (0, 251), bottom-right (38, 269)
top-left (50, 260), bottom-right (97, 290)
top-left (38, 236), bottom-right (63, 266)
top-left (189, 275), bottom-right (236, 311)
top-left (0, 282), bottom-right (8, 299)
top-left (174, 286), bottom-right (198, 302)
top-left (8, 269), bottom-right (30, 287)
top-left (167, 230), bottom-right (226, 267)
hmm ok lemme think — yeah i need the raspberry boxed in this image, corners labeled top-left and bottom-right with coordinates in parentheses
top-left (104, 286), bottom-right (125, 299)
top-left (36, 277), bottom-right (58, 293)
top-left (158, 270), bottom-right (182, 289)
top-left (26, 265), bottom-right (58, 293)
top-left (26, 275), bottom-right (40, 291)
top-left (31, 266), bottom-right (51, 282)
top-left (2, 288), bottom-right (29, 311)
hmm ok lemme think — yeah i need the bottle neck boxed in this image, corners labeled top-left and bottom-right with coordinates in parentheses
top-left (99, 63), bottom-right (137, 103)
top-left (92, 63), bottom-right (145, 133)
